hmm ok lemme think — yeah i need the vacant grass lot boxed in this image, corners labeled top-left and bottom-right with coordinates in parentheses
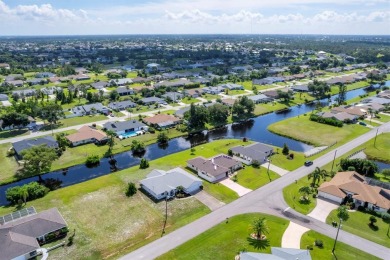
top-left (0, 143), bottom-right (21, 184)
top-left (157, 213), bottom-right (289, 260)
top-left (236, 166), bottom-right (279, 190)
top-left (360, 133), bottom-right (390, 164)
top-left (326, 210), bottom-right (390, 248)
top-left (181, 97), bottom-right (200, 104)
top-left (268, 115), bottom-right (370, 146)
top-left (58, 114), bottom-right (108, 128)
top-left (376, 113), bottom-right (390, 123)
top-left (270, 149), bottom-right (306, 171)
top-left (301, 230), bottom-right (380, 260)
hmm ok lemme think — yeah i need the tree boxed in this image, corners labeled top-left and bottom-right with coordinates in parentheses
top-left (109, 90), bottom-right (120, 101)
top-left (0, 112), bottom-right (29, 130)
top-left (56, 133), bottom-right (70, 151)
top-left (126, 182), bottom-right (137, 197)
top-left (251, 217), bottom-right (269, 240)
top-left (20, 145), bottom-right (58, 177)
top-left (131, 140), bottom-right (145, 153)
top-left (277, 90), bottom-right (293, 103)
top-left (340, 159), bottom-right (378, 177)
top-left (157, 132), bottom-right (169, 144)
top-left (332, 205), bottom-right (349, 253)
top-left (299, 186), bottom-right (311, 202)
top-left (367, 107), bottom-right (374, 123)
top-left (187, 103), bottom-right (209, 132)
top-left (369, 216), bottom-right (377, 226)
top-left (139, 158), bottom-right (149, 169)
top-left (208, 103), bottom-right (229, 127)
top-left (308, 80), bottom-right (330, 100)
top-left (39, 102), bottom-right (64, 125)
top-left (308, 167), bottom-right (327, 187)
top-left (337, 84), bottom-right (347, 105)
top-left (288, 65), bottom-right (301, 74)
top-left (232, 95), bottom-right (255, 122)
top-left (106, 130), bottom-right (116, 157)
top-left (282, 143), bottom-right (289, 155)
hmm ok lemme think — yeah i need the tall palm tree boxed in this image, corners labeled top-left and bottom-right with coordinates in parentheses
top-left (106, 130), bottom-right (116, 157)
top-left (332, 206), bottom-right (349, 253)
top-left (367, 107), bottom-right (374, 123)
top-left (308, 167), bottom-right (327, 187)
top-left (251, 217), bottom-right (269, 240)
top-left (21, 187), bottom-right (29, 205)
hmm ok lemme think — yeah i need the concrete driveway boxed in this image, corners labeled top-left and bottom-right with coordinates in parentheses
top-left (220, 178), bottom-right (252, 197)
top-left (261, 163), bottom-right (289, 176)
top-left (281, 221), bottom-right (309, 249)
top-left (308, 198), bottom-right (339, 223)
top-left (193, 191), bottom-right (225, 211)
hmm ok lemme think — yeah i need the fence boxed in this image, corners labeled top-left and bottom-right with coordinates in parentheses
top-left (304, 141), bottom-right (337, 158)
top-left (345, 148), bottom-right (366, 159)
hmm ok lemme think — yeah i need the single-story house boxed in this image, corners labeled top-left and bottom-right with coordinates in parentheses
top-left (262, 90), bottom-right (281, 99)
top-left (143, 114), bottom-right (181, 129)
top-left (318, 171), bottom-right (390, 212)
top-left (154, 79), bottom-right (192, 89)
top-left (253, 77), bottom-right (284, 85)
top-left (72, 103), bottom-right (109, 116)
top-left (73, 74), bottom-right (90, 81)
top-left (0, 63), bottom-right (10, 69)
top-left (103, 120), bottom-right (148, 136)
top-left (361, 97), bottom-right (390, 105)
top-left (66, 125), bottom-right (108, 147)
top-left (377, 90), bottom-right (390, 99)
top-left (109, 78), bottom-right (133, 86)
top-left (162, 92), bottom-right (183, 102)
top-left (239, 247), bottom-right (312, 260)
top-left (202, 86), bottom-right (225, 94)
top-left (12, 136), bottom-right (59, 160)
top-left (291, 85), bottom-right (309, 92)
top-left (141, 97), bottom-right (167, 105)
top-left (108, 100), bottom-right (136, 111)
top-left (36, 72), bottom-right (56, 78)
top-left (184, 88), bottom-right (203, 98)
top-left (27, 78), bottom-right (45, 86)
top-left (0, 207), bottom-right (68, 260)
top-left (140, 167), bottom-right (203, 200)
top-left (6, 80), bottom-right (24, 87)
top-left (318, 111), bottom-right (358, 123)
top-left (91, 81), bottom-right (109, 89)
top-left (187, 154), bottom-right (242, 183)
top-left (5, 74), bottom-right (23, 81)
top-left (230, 142), bottom-right (273, 165)
top-left (357, 103), bottom-right (384, 112)
top-left (40, 87), bottom-right (62, 95)
top-left (116, 86), bottom-right (134, 96)
top-left (219, 83), bottom-right (244, 90)
top-left (221, 98), bottom-right (236, 107)
top-left (0, 94), bottom-right (8, 101)
top-left (248, 94), bottom-right (273, 104)
top-left (132, 85), bottom-right (154, 93)
top-left (174, 107), bottom-right (190, 118)
top-left (12, 89), bottom-right (36, 97)
top-left (331, 106), bottom-right (366, 118)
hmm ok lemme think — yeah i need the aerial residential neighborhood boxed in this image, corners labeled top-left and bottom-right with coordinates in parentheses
top-left (0, 1), bottom-right (389, 260)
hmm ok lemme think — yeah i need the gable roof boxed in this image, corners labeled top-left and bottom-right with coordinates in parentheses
top-left (231, 142), bottom-right (273, 162)
top-left (12, 136), bottom-right (58, 156)
top-left (140, 167), bottom-right (202, 195)
top-left (240, 247), bottom-right (311, 260)
top-left (187, 154), bottom-right (241, 177)
top-left (143, 114), bottom-right (181, 125)
top-left (103, 120), bottom-right (146, 132)
top-left (66, 126), bottom-right (107, 143)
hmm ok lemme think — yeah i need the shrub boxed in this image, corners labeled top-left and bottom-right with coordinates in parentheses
top-left (6, 182), bottom-right (49, 204)
top-left (357, 205), bottom-right (366, 212)
top-left (139, 158), bottom-right (149, 169)
top-left (227, 149), bottom-right (233, 156)
top-left (252, 160), bottom-right (260, 168)
top-left (309, 114), bottom-right (343, 127)
top-left (148, 127), bottom-right (156, 133)
top-left (157, 132), bottom-right (169, 144)
top-left (126, 182), bottom-right (137, 197)
top-left (369, 216), bottom-right (377, 225)
top-left (85, 155), bottom-right (100, 167)
top-left (282, 143), bottom-right (289, 155)
top-left (340, 158), bottom-right (378, 177)
top-left (315, 239), bottom-right (323, 248)
top-left (6, 148), bottom-right (15, 157)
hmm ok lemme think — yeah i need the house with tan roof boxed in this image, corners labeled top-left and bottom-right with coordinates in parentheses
top-left (66, 126), bottom-right (108, 147)
top-left (187, 154), bottom-right (242, 183)
top-left (318, 171), bottom-right (390, 212)
top-left (143, 114), bottom-right (181, 129)
top-left (331, 106), bottom-right (366, 118)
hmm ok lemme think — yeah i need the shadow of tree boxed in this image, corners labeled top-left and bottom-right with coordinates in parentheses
top-left (246, 237), bottom-right (270, 250)
top-left (368, 224), bottom-right (379, 231)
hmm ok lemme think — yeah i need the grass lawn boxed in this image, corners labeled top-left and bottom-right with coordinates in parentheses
top-left (268, 115), bottom-right (370, 146)
top-left (363, 133), bottom-right (390, 163)
top-left (58, 114), bottom-right (108, 128)
top-left (0, 129), bottom-right (29, 140)
top-left (181, 97), bottom-right (200, 104)
top-left (236, 166), bottom-right (279, 190)
top-left (158, 109), bottom-right (177, 115)
top-left (376, 113), bottom-right (390, 123)
top-left (202, 93), bottom-right (219, 101)
top-left (0, 142), bottom-right (21, 184)
top-left (254, 102), bottom-right (287, 116)
top-left (326, 210), bottom-right (390, 248)
top-left (270, 149), bottom-right (306, 171)
top-left (157, 213), bottom-right (289, 260)
top-left (283, 174), bottom-right (329, 215)
top-left (301, 230), bottom-right (380, 260)
top-left (227, 89), bottom-right (246, 95)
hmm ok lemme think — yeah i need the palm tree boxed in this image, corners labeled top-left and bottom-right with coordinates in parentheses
top-left (332, 206), bottom-right (349, 253)
top-left (308, 167), bottom-right (327, 187)
top-left (106, 130), bottom-right (116, 157)
top-left (251, 217), bottom-right (269, 240)
top-left (367, 107), bottom-right (374, 123)
top-left (21, 187), bottom-right (29, 205)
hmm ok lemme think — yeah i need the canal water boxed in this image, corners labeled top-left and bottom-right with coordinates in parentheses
top-left (0, 84), bottom-right (387, 206)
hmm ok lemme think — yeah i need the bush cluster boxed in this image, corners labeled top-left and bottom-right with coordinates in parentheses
top-left (6, 182), bottom-right (49, 204)
top-left (310, 114), bottom-right (343, 127)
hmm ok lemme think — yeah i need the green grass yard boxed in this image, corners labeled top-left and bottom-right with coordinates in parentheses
top-left (235, 166), bottom-right (279, 190)
top-left (301, 230), bottom-right (380, 260)
top-left (0, 129), bottom-right (29, 140)
top-left (0, 143), bottom-right (21, 184)
top-left (157, 213), bottom-right (289, 260)
top-left (326, 210), bottom-right (390, 248)
top-left (181, 97), bottom-right (200, 104)
top-left (58, 114), bottom-right (108, 128)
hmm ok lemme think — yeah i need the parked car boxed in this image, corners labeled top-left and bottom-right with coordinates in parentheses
top-left (304, 161), bottom-right (313, 166)
top-left (359, 121), bottom-right (367, 126)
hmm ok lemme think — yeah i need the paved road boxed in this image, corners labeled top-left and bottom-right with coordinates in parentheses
top-left (120, 122), bottom-right (390, 260)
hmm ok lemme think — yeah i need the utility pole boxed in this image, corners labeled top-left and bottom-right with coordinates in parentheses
top-left (267, 156), bottom-right (272, 182)
top-left (330, 149), bottom-right (337, 174)
top-left (374, 128), bottom-right (379, 147)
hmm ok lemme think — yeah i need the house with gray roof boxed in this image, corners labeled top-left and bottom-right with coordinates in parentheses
top-left (162, 92), bottom-right (183, 102)
top-left (140, 167), bottom-right (203, 200)
top-left (12, 89), bottom-right (36, 97)
top-left (5, 80), bottom-right (24, 87)
top-left (202, 86), bottom-right (225, 94)
top-left (0, 208), bottom-right (68, 260)
top-left (108, 100), bottom-right (136, 111)
top-left (219, 83), bottom-right (244, 90)
top-left (27, 78), bottom-right (45, 86)
top-left (141, 96), bottom-right (167, 105)
top-left (36, 72), bottom-right (56, 78)
top-left (230, 142), bottom-right (273, 165)
top-left (109, 78), bottom-right (133, 86)
top-left (40, 87), bottom-right (62, 95)
top-left (187, 155), bottom-right (242, 183)
top-left (91, 81), bottom-right (109, 89)
top-left (116, 86), bottom-right (134, 96)
top-left (12, 136), bottom-right (58, 160)
top-left (0, 94), bottom-right (8, 101)
top-left (174, 107), bottom-right (190, 118)
top-left (72, 103), bottom-right (109, 116)
top-left (239, 247), bottom-right (311, 260)
top-left (291, 85), bottom-right (309, 92)
top-left (248, 94), bottom-right (273, 104)
top-left (103, 120), bottom-right (148, 136)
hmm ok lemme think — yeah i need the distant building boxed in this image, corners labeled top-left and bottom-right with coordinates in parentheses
top-left (12, 136), bottom-right (58, 160)
top-left (66, 125), bottom-right (108, 147)
top-left (239, 247), bottom-right (312, 260)
top-left (72, 103), bottom-right (109, 116)
top-left (230, 142), bottom-right (273, 165)
top-left (103, 120), bottom-right (148, 136)
top-left (143, 114), bottom-right (181, 129)
top-left (108, 100), bottom-right (136, 111)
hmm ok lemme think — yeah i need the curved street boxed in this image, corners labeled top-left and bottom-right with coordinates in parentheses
top-left (120, 122), bottom-right (390, 260)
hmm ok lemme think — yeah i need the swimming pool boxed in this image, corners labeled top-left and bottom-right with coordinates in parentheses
top-left (120, 131), bottom-right (137, 138)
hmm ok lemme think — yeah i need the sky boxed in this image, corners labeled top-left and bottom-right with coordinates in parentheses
top-left (0, 0), bottom-right (389, 35)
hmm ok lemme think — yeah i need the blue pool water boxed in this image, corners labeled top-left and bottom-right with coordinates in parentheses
top-left (121, 131), bottom-right (137, 138)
